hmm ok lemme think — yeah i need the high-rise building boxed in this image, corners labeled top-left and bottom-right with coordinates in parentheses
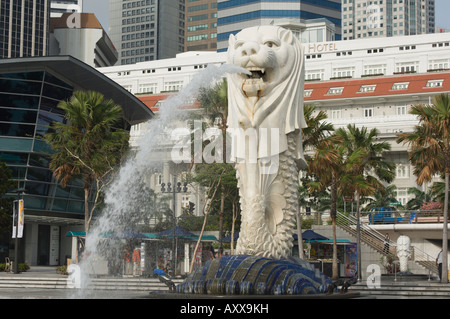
top-left (49, 13), bottom-right (118, 67)
top-left (0, 0), bottom-right (51, 58)
top-left (109, 0), bottom-right (186, 65)
top-left (185, 0), bottom-right (217, 52)
top-left (342, 0), bottom-right (435, 40)
top-left (216, 0), bottom-right (342, 52)
top-left (50, 0), bottom-right (83, 17)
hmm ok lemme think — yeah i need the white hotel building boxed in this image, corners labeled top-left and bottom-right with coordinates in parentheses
top-left (98, 32), bottom-right (450, 214)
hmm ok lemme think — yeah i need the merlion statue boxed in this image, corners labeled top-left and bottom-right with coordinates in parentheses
top-left (396, 235), bottom-right (411, 272)
top-left (176, 26), bottom-right (333, 296)
top-left (226, 26), bottom-right (307, 259)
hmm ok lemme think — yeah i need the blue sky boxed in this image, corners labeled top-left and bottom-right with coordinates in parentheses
top-left (83, 0), bottom-right (450, 33)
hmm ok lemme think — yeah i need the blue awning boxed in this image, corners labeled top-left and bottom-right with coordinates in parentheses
top-left (66, 231), bottom-right (86, 237)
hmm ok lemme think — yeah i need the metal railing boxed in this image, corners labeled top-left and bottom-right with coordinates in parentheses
top-left (366, 209), bottom-right (446, 225)
top-left (334, 211), bottom-right (438, 277)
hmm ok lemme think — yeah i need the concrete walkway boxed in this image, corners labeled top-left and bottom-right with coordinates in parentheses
top-left (0, 266), bottom-right (64, 278)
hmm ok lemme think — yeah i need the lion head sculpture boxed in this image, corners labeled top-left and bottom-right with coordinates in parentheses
top-left (226, 25), bottom-right (307, 165)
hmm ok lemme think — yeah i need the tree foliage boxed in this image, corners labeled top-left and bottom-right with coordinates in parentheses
top-left (0, 160), bottom-right (14, 236)
top-left (397, 93), bottom-right (450, 283)
top-left (45, 90), bottom-right (129, 233)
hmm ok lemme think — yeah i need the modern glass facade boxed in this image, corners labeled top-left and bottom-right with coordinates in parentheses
top-left (216, 0), bottom-right (342, 51)
top-left (0, 56), bottom-right (153, 266)
top-left (0, 70), bottom-right (92, 217)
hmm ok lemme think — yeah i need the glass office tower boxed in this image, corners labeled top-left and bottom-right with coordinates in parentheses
top-left (109, 0), bottom-right (186, 65)
top-left (0, 0), bottom-right (51, 58)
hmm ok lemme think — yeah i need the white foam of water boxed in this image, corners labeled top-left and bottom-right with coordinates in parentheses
top-left (75, 64), bottom-right (248, 296)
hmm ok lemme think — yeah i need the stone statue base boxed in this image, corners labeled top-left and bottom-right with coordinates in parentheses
top-left (176, 255), bottom-right (331, 295)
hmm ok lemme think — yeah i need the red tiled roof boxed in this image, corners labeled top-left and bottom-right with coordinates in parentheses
top-left (137, 93), bottom-right (201, 111)
top-left (137, 72), bottom-right (450, 110)
top-left (305, 72), bottom-right (450, 101)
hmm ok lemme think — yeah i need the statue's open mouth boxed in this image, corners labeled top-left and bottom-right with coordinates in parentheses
top-left (242, 66), bottom-right (269, 97)
top-left (247, 67), bottom-right (266, 79)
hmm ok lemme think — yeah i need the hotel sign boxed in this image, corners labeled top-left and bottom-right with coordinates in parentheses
top-left (306, 42), bottom-right (338, 54)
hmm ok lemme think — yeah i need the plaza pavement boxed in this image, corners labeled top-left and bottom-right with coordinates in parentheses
top-left (0, 266), bottom-right (150, 299)
top-left (1, 266), bottom-right (449, 300)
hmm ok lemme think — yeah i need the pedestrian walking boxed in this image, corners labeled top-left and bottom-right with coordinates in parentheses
top-left (132, 247), bottom-right (141, 276)
top-left (383, 233), bottom-right (390, 254)
top-left (436, 250), bottom-right (443, 280)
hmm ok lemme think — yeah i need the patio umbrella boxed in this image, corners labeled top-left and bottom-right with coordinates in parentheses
top-left (101, 229), bottom-right (148, 239)
top-left (293, 230), bottom-right (329, 241)
top-left (222, 232), bottom-right (239, 242)
top-left (156, 225), bottom-right (196, 238)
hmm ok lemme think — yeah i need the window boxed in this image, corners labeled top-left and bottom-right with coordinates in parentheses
top-left (425, 80), bottom-right (444, 88)
top-left (392, 82), bottom-right (409, 90)
top-left (304, 90), bottom-right (313, 97)
top-left (396, 105), bottom-right (408, 115)
top-left (139, 83), bottom-right (157, 94)
top-left (181, 195), bottom-right (190, 209)
top-left (163, 81), bottom-right (183, 92)
top-left (395, 61), bottom-right (419, 74)
top-left (364, 64), bottom-right (386, 76)
top-left (122, 85), bottom-right (132, 93)
top-left (358, 85), bottom-right (376, 93)
top-left (331, 109), bottom-right (342, 119)
top-left (428, 59), bottom-right (450, 71)
top-left (306, 69), bottom-right (324, 81)
top-left (364, 107), bottom-right (373, 118)
top-left (396, 188), bottom-right (409, 206)
top-left (327, 87), bottom-right (344, 95)
top-left (396, 164), bottom-right (409, 179)
top-left (332, 67), bottom-right (355, 78)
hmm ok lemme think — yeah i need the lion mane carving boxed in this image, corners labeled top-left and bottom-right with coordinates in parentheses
top-left (226, 26), bottom-right (307, 259)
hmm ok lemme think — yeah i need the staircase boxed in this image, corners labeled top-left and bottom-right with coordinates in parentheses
top-left (336, 211), bottom-right (438, 276)
top-left (0, 276), bottom-right (68, 289)
top-left (0, 275), bottom-right (185, 291)
top-left (348, 280), bottom-right (450, 299)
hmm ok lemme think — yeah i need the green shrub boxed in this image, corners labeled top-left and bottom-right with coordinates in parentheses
top-left (56, 265), bottom-right (68, 275)
top-left (0, 262), bottom-right (29, 272)
top-left (18, 263), bottom-right (30, 272)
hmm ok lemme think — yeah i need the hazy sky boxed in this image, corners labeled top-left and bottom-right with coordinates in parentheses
top-left (83, 0), bottom-right (450, 34)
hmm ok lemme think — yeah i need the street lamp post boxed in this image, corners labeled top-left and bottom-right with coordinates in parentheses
top-left (11, 188), bottom-right (26, 274)
top-left (161, 176), bottom-right (188, 276)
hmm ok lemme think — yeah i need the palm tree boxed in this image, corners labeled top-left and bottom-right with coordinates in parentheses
top-left (337, 124), bottom-right (396, 280)
top-left (302, 104), bottom-right (335, 152)
top-left (45, 91), bottom-right (129, 233)
top-left (406, 187), bottom-right (435, 210)
top-left (197, 79), bottom-right (234, 254)
top-left (302, 104), bottom-right (343, 278)
top-left (397, 93), bottom-right (450, 283)
top-left (364, 185), bottom-right (401, 211)
top-left (307, 133), bottom-right (343, 279)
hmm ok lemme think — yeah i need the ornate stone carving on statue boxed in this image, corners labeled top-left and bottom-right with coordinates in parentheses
top-left (396, 235), bottom-right (411, 272)
top-left (226, 26), bottom-right (307, 259)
